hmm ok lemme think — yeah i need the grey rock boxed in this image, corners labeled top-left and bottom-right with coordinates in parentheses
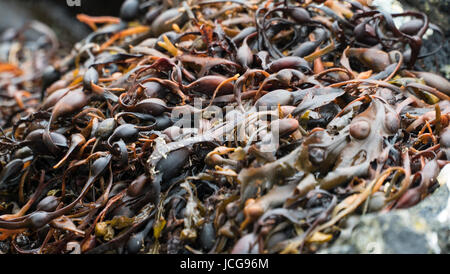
top-left (320, 166), bottom-right (450, 254)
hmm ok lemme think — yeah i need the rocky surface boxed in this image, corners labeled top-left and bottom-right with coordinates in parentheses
top-left (320, 165), bottom-right (450, 254)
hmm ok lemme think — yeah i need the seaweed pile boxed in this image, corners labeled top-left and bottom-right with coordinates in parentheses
top-left (0, 0), bottom-right (449, 254)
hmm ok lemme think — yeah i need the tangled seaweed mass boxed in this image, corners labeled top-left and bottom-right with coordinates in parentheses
top-left (0, 0), bottom-right (449, 254)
